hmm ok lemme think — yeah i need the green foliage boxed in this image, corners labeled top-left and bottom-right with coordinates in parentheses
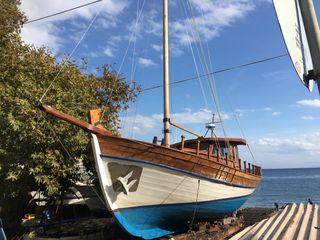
top-left (0, 0), bottom-right (140, 211)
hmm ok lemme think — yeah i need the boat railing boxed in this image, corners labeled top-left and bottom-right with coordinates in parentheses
top-left (172, 135), bottom-right (261, 176)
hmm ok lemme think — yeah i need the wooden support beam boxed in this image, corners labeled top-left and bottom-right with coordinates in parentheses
top-left (170, 121), bottom-right (203, 138)
top-left (38, 102), bottom-right (112, 136)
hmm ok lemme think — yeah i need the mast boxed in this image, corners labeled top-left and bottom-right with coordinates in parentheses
top-left (298, 0), bottom-right (320, 92)
top-left (163, 0), bottom-right (170, 147)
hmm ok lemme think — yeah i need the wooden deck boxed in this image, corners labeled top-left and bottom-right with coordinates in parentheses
top-left (230, 203), bottom-right (320, 240)
top-left (98, 134), bottom-right (261, 188)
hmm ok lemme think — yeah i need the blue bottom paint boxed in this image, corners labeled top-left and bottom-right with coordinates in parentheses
top-left (113, 196), bottom-right (249, 239)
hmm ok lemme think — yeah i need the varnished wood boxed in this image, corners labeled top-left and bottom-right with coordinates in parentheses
top-left (152, 136), bottom-right (158, 144)
top-left (38, 103), bottom-right (112, 136)
top-left (170, 121), bottom-right (203, 138)
top-left (89, 109), bottom-right (108, 131)
top-left (180, 135), bottom-right (185, 150)
top-left (171, 138), bottom-right (247, 150)
top-left (97, 134), bottom-right (261, 188)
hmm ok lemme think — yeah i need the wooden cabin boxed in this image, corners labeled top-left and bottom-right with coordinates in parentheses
top-left (170, 137), bottom-right (261, 176)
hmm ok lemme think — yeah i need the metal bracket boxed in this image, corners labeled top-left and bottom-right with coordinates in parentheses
top-left (163, 118), bottom-right (170, 123)
top-left (304, 69), bottom-right (314, 82)
top-left (163, 129), bottom-right (171, 134)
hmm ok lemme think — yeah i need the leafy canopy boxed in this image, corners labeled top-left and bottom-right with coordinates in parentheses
top-left (0, 0), bottom-right (140, 201)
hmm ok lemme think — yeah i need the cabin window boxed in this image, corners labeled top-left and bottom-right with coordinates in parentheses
top-left (220, 147), bottom-right (229, 157)
top-left (234, 146), bottom-right (239, 160)
top-left (212, 147), bottom-right (218, 156)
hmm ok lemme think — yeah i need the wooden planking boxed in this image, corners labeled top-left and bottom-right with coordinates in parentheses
top-left (101, 138), bottom-right (253, 183)
top-left (101, 155), bottom-right (255, 209)
top-left (101, 138), bottom-right (259, 187)
top-left (231, 203), bottom-right (320, 240)
top-left (100, 135), bottom-right (255, 178)
top-left (39, 103), bottom-right (112, 136)
top-left (97, 135), bottom-right (260, 188)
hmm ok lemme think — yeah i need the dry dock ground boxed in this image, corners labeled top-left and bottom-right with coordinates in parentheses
top-left (161, 207), bottom-right (276, 240)
top-left (18, 207), bottom-right (277, 239)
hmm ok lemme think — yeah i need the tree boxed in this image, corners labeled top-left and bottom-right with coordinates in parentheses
top-left (0, 0), bottom-right (140, 234)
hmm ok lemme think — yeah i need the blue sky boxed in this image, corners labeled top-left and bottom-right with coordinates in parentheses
top-left (20, 0), bottom-right (320, 169)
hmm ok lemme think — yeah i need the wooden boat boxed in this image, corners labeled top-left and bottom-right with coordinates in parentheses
top-left (38, 105), bottom-right (261, 240)
top-left (38, 0), bottom-right (261, 239)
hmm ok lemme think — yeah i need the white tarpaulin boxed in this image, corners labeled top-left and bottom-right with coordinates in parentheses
top-left (273, 0), bottom-right (313, 91)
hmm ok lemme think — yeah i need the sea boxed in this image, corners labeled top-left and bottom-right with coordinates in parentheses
top-left (243, 168), bottom-right (320, 208)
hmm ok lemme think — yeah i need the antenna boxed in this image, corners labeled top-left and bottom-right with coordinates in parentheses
top-left (205, 114), bottom-right (220, 138)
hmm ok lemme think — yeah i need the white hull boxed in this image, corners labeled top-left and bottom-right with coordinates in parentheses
top-left (91, 134), bottom-right (256, 239)
top-left (91, 134), bottom-right (254, 210)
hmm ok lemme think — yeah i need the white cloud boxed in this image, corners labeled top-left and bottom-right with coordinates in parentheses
top-left (103, 46), bottom-right (115, 57)
top-left (122, 0), bottom-right (267, 55)
top-left (246, 131), bottom-right (320, 169)
top-left (138, 58), bottom-right (156, 67)
top-left (152, 44), bottom-right (162, 52)
top-left (95, 17), bottom-right (117, 29)
top-left (20, 0), bottom-right (269, 55)
top-left (234, 107), bottom-right (275, 116)
top-left (21, 22), bottom-right (62, 49)
top-left (297, 99), bottom-right (320, 108)
top-left (21, 0), bottom-right (128, 22)
top-left (235, 108), bottom-right (256, 113)
top-left (272, 112), bottom-right (281, 116)
top-left (121, 108), bottom-right (230, 137)
top-left (256, 131), bottom-right (320, 156)
top-left (301, 116), bottom-right (318, 120)
top-left (170, 108), bottom-right (230, 124)
top-left (20, 0), bottom-right (129, 50)
top-left (171, 0), bottom-right (256, 45)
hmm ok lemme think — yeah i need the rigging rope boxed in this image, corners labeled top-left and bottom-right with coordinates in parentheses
top-left (39, 0), bottom-right (106, 102)
top-left (225, 99), bottom-right (258, 164)
top-left (41, 114), bottom-right (75, 162)
top-left (120, 0), bottom-right (142, 135)
top-left (141, 54), bottom-right (287, 92)
top-left (186, 0), bottom-right (232, 156)
top-left (179, 0), bottom-right (209, 109)
top-left (25, 0), bottom-right (103, 24)
top-left (180, 0), bottom-right (222, 153)
top-left (130, 98), bottom-right (139, 138)
top-left (99, 0), bottom-right (146, 122)
top-left (189, 179), bottom-right (200, 230)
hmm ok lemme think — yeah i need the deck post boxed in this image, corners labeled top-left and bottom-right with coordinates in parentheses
top-left (196, 140), bottom-right (200, 156)
top-left (248, 163), bottom-right (251, 173)
top-left (225, 153), bottom-right (228, 166)
top-left (180, 135), bottom-right (185, 150)
top-left (207, 144), bottom-right (212, 159)
top-left (243, 161), bottom-right (246, 172)
top-left (238, 159), bottom-right (241, 170)
top-left (152, 136), bottom-right (158, 144)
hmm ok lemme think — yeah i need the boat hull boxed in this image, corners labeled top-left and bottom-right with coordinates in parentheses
top-left (91, 135), bottom-right (256, 239)
top-left (114, 195), bottom-right (249, 239)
